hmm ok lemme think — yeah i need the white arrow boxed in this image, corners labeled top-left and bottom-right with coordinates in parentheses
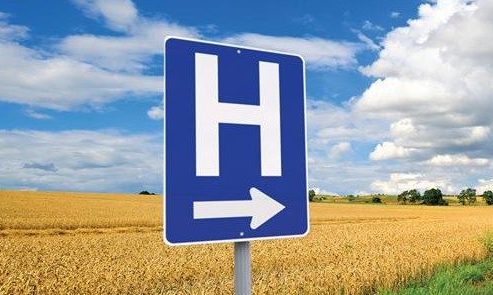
top-left (193, 187), bottom-right (285, 230)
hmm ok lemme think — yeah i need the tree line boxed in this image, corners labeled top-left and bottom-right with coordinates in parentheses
top-left (398, 188), bottom-right (493, 206)
top-left (308, 188), bottom-right (493, 206)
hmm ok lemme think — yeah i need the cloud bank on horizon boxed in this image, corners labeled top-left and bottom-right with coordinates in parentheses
top-left (0, 0), bottom-right (491, 194)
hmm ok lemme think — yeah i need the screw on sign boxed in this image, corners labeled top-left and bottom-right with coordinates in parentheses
top-left (164, 37), bottom-right (308, 294)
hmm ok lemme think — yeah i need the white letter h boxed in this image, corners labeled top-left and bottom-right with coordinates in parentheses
top-left (195, 53), bottom-right (281, 177)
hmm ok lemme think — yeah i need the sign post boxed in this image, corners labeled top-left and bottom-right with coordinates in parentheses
top-left (164, 37), bottom-right (308, 294)
top-left (234, 242), bottom-right (251, 295)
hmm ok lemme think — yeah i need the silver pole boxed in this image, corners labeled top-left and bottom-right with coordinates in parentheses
top-left (234, 241), bottom-right (251, 295)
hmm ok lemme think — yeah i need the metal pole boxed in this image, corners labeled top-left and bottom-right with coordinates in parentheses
top-left (234, 241), bottom-right (251, 295)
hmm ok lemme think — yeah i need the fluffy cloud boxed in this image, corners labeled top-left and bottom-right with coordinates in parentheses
top-left (61, 0), bottom-right (199, 73)
top-left (390, 12), bottom-right (401, 19)
top-left (306, 100), bottom-right (389, 194)
top-left (426, 154), bottom-right (489, 167)
top-left (476, 179), bottom-right (493, 194)
top-left (362, 20), bottom-right (384, 32)
top-left (318, 0), bottom-right (493, 195)
top-left (73, 0), bottom-right (138, 32)
top-left (355, 0), bottom-right (493, 167)
top-left (147, 105), bottom-right (164, 120)
top-left (307, 100), bottom-right (387, 146)
top-left (0, 130), bottom-right (162, 192)
top-left (370, 142), bottom-right (415, 161)
top-left (329, 142), bottom-right (352, 159)
top-left (0, 12), bottom-right (28, 40)
top-left (354, 31), bottom-right (380, 51)
top-left (370, 173), bottom-right (456, 195)
top-left (0, 15), bottom-right (160, 110)
top-left (24, 109), bottom-right (52, 120)
top-left (0, 2), bottom-right (197, 111)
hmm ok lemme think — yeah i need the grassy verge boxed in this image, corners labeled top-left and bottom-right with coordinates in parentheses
top-left (379, 259), bottom-right (493, 295)
top-left (380, 233), bottom-right (493, 295)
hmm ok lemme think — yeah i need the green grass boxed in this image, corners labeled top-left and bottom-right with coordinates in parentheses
top-left (380, 231), bottom-right (493, 295)
top-left (379, 259), bottom-right (493, 295)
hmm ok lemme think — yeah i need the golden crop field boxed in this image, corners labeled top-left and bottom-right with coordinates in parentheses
top-left (1, 191), bottom-right (493, 294)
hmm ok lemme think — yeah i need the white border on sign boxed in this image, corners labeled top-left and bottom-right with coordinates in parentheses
top-left (163, 36), bottom-right (310, 246)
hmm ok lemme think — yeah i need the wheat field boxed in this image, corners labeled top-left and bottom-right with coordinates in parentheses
top-left (1, 191), bottom-right (493, 294)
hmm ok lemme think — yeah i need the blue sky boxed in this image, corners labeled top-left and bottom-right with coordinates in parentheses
top-left (0, 0), bottom-right (492, 195)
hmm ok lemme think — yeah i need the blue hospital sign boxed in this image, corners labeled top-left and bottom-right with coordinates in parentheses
top-left (164, 37), bottom-right (308, 245)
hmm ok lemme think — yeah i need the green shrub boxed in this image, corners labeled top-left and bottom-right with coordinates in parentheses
top-left (457, 188), bottom-right (476, 205)
top-left (371, 196), bottom-right (382, 204)
top-left (423, 188), bottom-right (447, 206)
top-left (398, 189), bottom-right (421, 204)
top-left (308, 189), bottom-right (315, 202)
top-left (482, 191), bottom-right (493, 205)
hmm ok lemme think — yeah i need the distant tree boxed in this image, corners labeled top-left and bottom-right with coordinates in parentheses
top-left (371, 196), bottom-right (382, 204)
top-left (347, 194), bottom-right (356, 202)
top-left (458, 188), bottom-right (476, 205)
top-left (397, 189), bottom-right (421, 204)
top-left (423, 188), bottom-right (447, 206)
top-left (407, 189), bottom-right (422, 203)
top-left (139, 191), bottom-right (156, 195)
top-left (308, 189), bottom-right (316, 202)
top-left (482, 191), bottom-right (493, 205)
top-left (397, 190), bottom-right (409, 204)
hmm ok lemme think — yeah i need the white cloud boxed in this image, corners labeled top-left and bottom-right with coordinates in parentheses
top-left (308, 161), bottom-right (395, 196)
top-left (354, 0), bottom-right (493, 167)
top-left (390, 118), bottom-right (416, 138)
top-left (370, 173), bottom-right (456, 194)
top-left (147, 105), bottom-right (164, 120)
top-left (476, 178), bottom-right (493, 194)
top-left (222, 34), bottom-right (363, 70)
top-left (310, 187), bottom-right (339, 196)
top-left (73, 0), bottom-right (138, 32)
top-left (306, 100), bottom-right (389, 195)
top-left (355, 31), bottom-right (381, 51)
top-left (0, 14), bottom-right (161, 110)
top-left (426, 154), bottom-right (489, 167)
top-left (0, 41), bottom-right (160, 110)
top-left (61, 0), bottom-right (199, 73)
top-left (362, 20), bottom-right (384, 31)
top-left (0, 129), bottom-right (162, 192)
top-left (369, 142), bottom-right (415, 161)
top-left (329, 142), bottom-right (352, 159)
top-left (25, 109), bottom-right (52, 120)
top-left (390, 12), bottom-right (401, 18)
top-left (0, 12), bottom-right (29, 41)
top-left (59, 19), bottom-right (199, 73)
top-left (307, 100), bottom-right (388, 146)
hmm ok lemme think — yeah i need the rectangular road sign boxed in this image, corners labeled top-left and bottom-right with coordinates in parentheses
top-left (164, 37), bottom-right (308, 245)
